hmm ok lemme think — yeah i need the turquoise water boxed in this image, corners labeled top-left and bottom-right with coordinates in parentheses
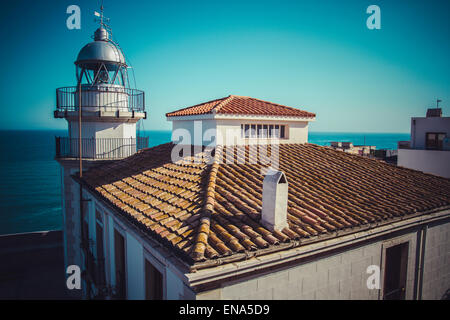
top-left (308, 132), bottom-right (408, 150)
top-left (0, 130), bottom-right (409, 235)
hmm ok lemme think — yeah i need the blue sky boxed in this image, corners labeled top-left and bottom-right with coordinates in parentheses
top-left (0, 0), bottom-right (449, 132)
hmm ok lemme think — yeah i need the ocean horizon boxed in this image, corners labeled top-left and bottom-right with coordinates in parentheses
top-left (0, 130), bottom-right (410, 235)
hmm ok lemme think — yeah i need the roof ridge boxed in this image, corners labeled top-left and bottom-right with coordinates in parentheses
top-left (211, 95), bottom-right (234, 114)
top-left (165, 96), bottom-right (228, 117)
top-left (244, 96), bottom-right (314, 114)
top-left (166, 95), bottom-right (315, 118)
top-left (191, 145), bottom-right (223, 261)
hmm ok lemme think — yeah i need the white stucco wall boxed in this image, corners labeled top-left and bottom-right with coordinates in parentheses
top-left (69, 121), bottom-right (136, 140)
top-left (215, 119), bottom-right (309, 145)
top-left (171, 119), bottom-right (216, 146)
top-left (126, 233), bottom-right (145, 299)
top-left (398, 149), bottom-right (450, 178)
top-left (166, 267), bottom-right (185, 300)
top-left (410, 117), bottom-right (450, 149)
top-left (170, 117), bottom-right (311, 146)
top-left (67, 121), bottom-right (138, 158)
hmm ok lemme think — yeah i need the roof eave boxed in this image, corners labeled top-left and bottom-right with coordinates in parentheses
top-left (166, 113), bottom-right (316, 122)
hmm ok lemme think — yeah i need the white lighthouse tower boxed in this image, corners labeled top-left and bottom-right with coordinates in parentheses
top-left (54, 8), bottom-right (147, 298)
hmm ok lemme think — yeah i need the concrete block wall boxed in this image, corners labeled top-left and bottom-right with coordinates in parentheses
top-left (199, 241), bottom-right (384, 300)
top-left (421, 222), bottom-right (450, 299)
top-left (198, 228), bottom-right (435, 300)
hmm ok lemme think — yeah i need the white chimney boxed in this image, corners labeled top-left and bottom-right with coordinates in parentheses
top-left (261, 169), bottom-right (289, 231)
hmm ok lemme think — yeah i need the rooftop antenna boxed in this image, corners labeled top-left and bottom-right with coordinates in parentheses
top-left (94, 1), bottom-right (110, 28)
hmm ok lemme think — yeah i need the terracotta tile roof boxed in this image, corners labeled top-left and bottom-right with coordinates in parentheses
top-left (80, 143), bottom-right (450, 269)
top-left (165, 95), bottom-right (316, 118)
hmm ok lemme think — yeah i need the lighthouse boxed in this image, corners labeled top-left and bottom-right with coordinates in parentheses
top-left (54, 9), bottom-right (147, 298)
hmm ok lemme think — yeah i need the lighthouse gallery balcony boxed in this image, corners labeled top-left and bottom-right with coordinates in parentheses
top-left (54, 85), bottom-right (148, 160)
top-left (54, 85), bottom-right (146, 119)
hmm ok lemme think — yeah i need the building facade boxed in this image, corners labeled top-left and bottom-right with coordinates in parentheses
top-left (398, 108), bottom-right (450, 178)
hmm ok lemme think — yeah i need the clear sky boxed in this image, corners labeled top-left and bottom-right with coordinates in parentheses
top-left (0, 0), bottom-right (449, 132)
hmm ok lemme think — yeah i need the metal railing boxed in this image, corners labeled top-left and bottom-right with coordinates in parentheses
top-left (398, 141), bottom-right (411, 149)
top-left (56, 86), bottom-right (145, 112)
top-left (55, 136), bottom-right (149, 159)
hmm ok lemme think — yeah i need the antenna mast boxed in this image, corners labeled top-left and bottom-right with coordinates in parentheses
top-left (95, 1), bottom-right (110, 29)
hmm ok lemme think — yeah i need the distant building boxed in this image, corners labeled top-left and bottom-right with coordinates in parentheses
top-left (397, 107), bottom-right (450, 178)
top-left (330, 141), bottom-right (376, 157)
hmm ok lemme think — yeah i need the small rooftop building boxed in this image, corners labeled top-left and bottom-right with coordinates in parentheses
top-left (166, 95), bottom-right (316, 146)
top-left (65, 95), bottom-right (450, 300)
top-left (398, 107), bottom-right (450, 178)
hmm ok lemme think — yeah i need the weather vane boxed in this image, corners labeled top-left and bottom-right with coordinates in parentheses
top-left (94, 1), bottom-right (110, 28)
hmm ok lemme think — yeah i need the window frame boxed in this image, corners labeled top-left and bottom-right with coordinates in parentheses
top-left (380, 235), bottom-right (415, 300)
top-left (240, 123), bottom-right (288, 140)
top-left (143, 249), bottom-right (166, 300)
top-left (425, 132), bottom-right (446, 150)
top-left (244, 124), bottom-right (250, 139)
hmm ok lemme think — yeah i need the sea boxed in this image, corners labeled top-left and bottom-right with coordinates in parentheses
top-left (0, 130), bottom-right (409, 235)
